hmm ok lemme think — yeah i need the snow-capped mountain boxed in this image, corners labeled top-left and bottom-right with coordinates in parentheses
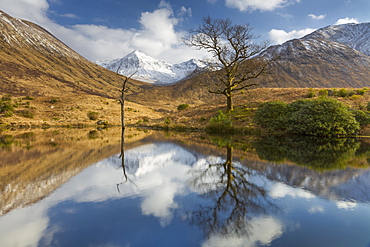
top-left (259, 22), bottom-right (370, 88)
top-left (304, 22), bottom-right (370, 56)
top-left (96, 50), bottom-right (208, 84)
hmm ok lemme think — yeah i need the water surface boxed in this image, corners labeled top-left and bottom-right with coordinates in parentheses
top-left (1, 129), bottom-right (370, 247)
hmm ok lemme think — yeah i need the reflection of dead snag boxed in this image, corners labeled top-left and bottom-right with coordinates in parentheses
top-left (116, 69), bottom-right (137, 191)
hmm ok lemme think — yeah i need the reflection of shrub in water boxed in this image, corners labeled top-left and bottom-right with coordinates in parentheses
top-left (0, 135), bottom-right (14, 148)
top-left (87, 130), bottom-right (100, 139)
top-left (254, 136), bottom-right (364, 171)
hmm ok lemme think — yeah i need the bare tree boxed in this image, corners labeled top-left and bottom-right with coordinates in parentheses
top-left (117, 70), bottom-right (136, 186)
top-left (184, 16), bottom-right (270, 111)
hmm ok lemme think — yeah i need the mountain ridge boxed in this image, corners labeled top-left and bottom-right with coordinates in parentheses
top-left (0, 10), bottom-right (145, 98)
top-left (95, 50), bottom-right (208, 84)
top-left (257, 22), bottom-right (370, 88)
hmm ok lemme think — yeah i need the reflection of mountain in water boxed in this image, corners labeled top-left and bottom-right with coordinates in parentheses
top-left (251, 135), bottom-right (370, 203)
top-left (2, 136), bottom-right (370, 247)
top-left (107, 142), bottom-right (198, 177)
top-left (260, 162), bottom-right (370, 202)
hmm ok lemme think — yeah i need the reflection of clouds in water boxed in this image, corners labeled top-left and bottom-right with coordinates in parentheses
top-left (125, 143), bottom-right (197, 177)
top-left (0, 203), bottom-right (49, 247)
top-left (202, 216), bottom-right (283, 247)
top-left (308, 206), bottom-right (325, 214)
top-left (269, 182), bottom-right (315, 199)
top-left (139, 164), bottom-right (191, 226)
top-left (336, 200), bottom-right (357, 210)
top-left (0, 142), bottom-right (196, 246)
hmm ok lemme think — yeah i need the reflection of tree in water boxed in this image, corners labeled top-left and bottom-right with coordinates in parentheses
top-left (188, 139), bottom-right (278, 239)
top-left (253, 135), bottom-right (369, 171)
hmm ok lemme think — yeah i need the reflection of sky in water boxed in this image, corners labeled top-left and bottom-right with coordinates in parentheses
top-left (1, 142), bottom-right (370, 246)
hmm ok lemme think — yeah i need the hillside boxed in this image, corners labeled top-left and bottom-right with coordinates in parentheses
top-left (0, 11), bottom-right (164, 126)
top-left (0, 10), bottom-right (144, 98)
top-left (2, 10), bottom-right (370, 127)
top-left (258, 23), bottom-right (370, 88)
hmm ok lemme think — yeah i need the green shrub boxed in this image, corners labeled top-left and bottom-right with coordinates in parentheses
top-left (351, 109), bottom-right (370, 127)
top-left (306, 88), bottom-right (316, 98)
top-left (19, 109), bottom-right (35, 118)
top-left (0, 101), bottom-right (14, 113)
top-left (4, 110), bottom-right (13, 117)
top-left (1, 95), bottom-right (12, 102)
top-left (23, 96), bottom-right (35, 100)
top-left (336, 88), bottom-right (354, 97)
top-left (206, 110), bottom-right (233, 133)
top-left (318, 89), bottom-right (328, 97)
top-left (87, 111), bottom-right (99, 120)
top-left (255, 98), bottom-right (360, 137)
top-left (177, 104), bottom-right (190, 111)
top-left (356, 89), bottom-right (366, 96)
top-left (286, 98), bottom-right (359, 136)
top-left (50, 98), bottom-right (58, 104)
top-left (164, 116), bottom-right (171, 125)
top-left (254, 101), bottom-right (288, 131)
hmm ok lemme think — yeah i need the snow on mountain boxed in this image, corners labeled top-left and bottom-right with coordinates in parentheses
top-left (0, 10), bottom-right (80, 59)
top-left (95, 50), bottom-right (208, 84)
top-left (304, 22), bottom-right (370, 56)
top-left (259, 22), bottom-right (370, 88)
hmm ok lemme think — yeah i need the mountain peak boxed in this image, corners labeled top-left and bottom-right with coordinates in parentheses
top-left (96, 51), bottom-right (207, 84)
top-left (304, 22), bottom-right (370, 56)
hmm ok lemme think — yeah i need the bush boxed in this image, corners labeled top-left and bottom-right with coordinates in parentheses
top-left (351, 109), bottom-right (370, 127)
top-left (50, 98), bottom-right (58, 104)
top-left (19, 109), bottom-right (35, 118)
top-left (318, 89), bottom-right (328, 97)
top-left (286, 98), bottom-right (359, 136)
top-left (306, 88), bottom-right (316, 98)
top-left (206, 110), bottom-right (233, 133)
top-left (87, 111), bottom-right (99, 120)
top-left (1, 95), bottom-right (12, 102)
top-left (254, 101), bottom-right (288, 131)
top-left (177, 104), bottom-right (190, 111)
top-left (164, 116), bottom-right (171, 125)
top-left (255, 98), bottom-right (360, 137)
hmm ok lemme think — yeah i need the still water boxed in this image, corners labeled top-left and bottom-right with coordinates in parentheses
top-left (1, 128), bottom-right (370, 247)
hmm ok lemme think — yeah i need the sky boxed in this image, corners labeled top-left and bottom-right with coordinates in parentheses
top-left (1, 0), bottom-right (369, 64)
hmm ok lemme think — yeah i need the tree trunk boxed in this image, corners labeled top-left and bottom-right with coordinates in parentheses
top-left (226, 95), bottom-right (233, 112)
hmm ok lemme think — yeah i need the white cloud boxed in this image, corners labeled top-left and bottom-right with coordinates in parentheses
top-left (60, 13), bottom-right (79, 19)
top-left (308, 14), bottom-right (326, 20)
top-left (0, 0), bottom-right (203, 64)
top-left (308, 206), bottom-right (325, 214)
top-left (335, 17), bottom-right (359, 25)
top-left (225, 0), bottom-right (300, 12)
top-left (0, 0), bottom-right (49, 26)
top-left (269, 28), bottom-right (316, 44)
top-left (336, 200), bottom-right (357, 210)
top-left (202, 216), bottom-right (283, 247)
top-left (269, 182), bottom-right (315, 199)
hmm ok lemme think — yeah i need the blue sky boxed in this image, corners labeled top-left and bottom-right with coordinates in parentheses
top-left (1, 0), bottom-right (369, 63)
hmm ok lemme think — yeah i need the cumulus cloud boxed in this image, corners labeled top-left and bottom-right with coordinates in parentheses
top-left (308, 14), bottom-right (326, 20)
top-left (0, 0), bottom-right (203, 64)
top-left (202, 216), bottom-right (283, 247)
top-left (269, 28), bottom-right (316, 44)
top-left (0, 0), bottom-right (49, 26)
top-left (335, 17), bottom-right (359, 25)
top-left (269, 182), bottom-right (315, 199)
top-left (225, 0), bottom-right (300, 12)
